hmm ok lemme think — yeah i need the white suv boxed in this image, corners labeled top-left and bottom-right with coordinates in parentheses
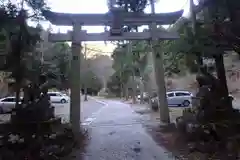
top-left (0, 97), bottom-right (22, 113)
top-left (166, 91), bottom-right (193, 107)
top-left (151, 91), bottom-right (193, 108)
top-left (47, 92), bottom-right (69, 103)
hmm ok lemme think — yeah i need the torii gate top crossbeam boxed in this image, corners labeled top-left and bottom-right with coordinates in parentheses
top-left (43, 10), bottom-right (183, 26)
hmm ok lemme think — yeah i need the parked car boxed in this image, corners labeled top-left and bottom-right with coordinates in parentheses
top-left (151, 91), bottom-right (193, 110)
top-left (0, 97), bottom-right (22, 114)
top-left (47, 92), bottom-right (70, 103)
top-left (137, 92), bottom-right (149, 101)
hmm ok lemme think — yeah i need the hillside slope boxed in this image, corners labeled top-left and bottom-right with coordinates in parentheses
top-left (167, 52), bottom-right (240, 97)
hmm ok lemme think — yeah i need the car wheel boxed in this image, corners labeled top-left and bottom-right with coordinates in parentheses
top-left (60, 99), bottom-right (67, 103)
top-left (182, 100), bottom-right (190, 107)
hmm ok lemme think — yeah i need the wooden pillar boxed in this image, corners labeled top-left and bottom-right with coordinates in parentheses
top-left (150, 0), bottom-right (170, 124)
top-left (190, 0), bottom-right (203, 66)
top-left (70, 24), bottom-right (82, 133)
top-left (84, 43), bottom-right (88, 101)
top-left (151, 44), bottom-right (170, 124)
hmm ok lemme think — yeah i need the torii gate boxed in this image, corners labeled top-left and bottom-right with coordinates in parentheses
top-left (43, 7), bottom-right (183, 132)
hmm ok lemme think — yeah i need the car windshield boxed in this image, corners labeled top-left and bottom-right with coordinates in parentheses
top-left (1, 98), bottom-right (15, 102)
top-left (176, 92), bottom-right (192, 96)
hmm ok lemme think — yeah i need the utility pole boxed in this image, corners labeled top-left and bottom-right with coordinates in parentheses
top-left (128, 42), bottom-right (137, 104)
top-left (120, 63), bottom-right (124, 98)
top-left (139, 76), bottom-right (144, 104)
top-left (150, 0), bottom-right (170, 124)
top-left (84, 43), bottom-right (88, 101)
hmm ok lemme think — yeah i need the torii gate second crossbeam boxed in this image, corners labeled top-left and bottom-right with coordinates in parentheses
top-left (48, 30), bottom-right (179, 42)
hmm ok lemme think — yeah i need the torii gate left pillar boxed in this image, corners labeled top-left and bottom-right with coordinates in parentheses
top-left (70, 24), bottom-right (82, 133)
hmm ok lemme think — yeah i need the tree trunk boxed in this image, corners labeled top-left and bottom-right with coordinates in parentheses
top-left (120, 83), bottom-right (124, 98)
top-left (196, 54), bottom-right (203, 67)
top-left (128, 41), bottom-right (136, 104)
top-left (132, 75), bottom-right (137, 104)
top-left (139, 78), bottom-right (144, 104)
top-left (140, 90), bottom-right (144, 104)
top-left (125, 85), bottom-right (129, 101)
top-left (15, 42), bottom-right (23, 108)
top-left (84, 84), bottom-right (88, 101)
top-left (15, 72), bottom-right (21, 109)
top-left (211, 3), bottom-right (232, 107)
top-left (13, 12), bottom-right (25, 109)
top-left (214, 54), bottom-right (232, 107)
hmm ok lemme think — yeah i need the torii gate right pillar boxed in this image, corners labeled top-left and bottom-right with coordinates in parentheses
top-left (70, 24), bottom-right (81, 133)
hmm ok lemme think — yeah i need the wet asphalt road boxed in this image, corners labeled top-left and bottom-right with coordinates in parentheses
top-left (81, 99), bottom-right (175, 160)
top-left (0, 97), bottom-right (177, 159)
top-left (54, 96), bottom-right (105, 123)
top-left (0, 96), bottom-right (105, 123)
top-left (2, 96), bottom-right (240, 159)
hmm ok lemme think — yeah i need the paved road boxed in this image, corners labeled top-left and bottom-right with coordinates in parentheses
top-left (0, 96), bottom-right (105, 124)
top-left (3, 97), bottom-right (240, 159)
top-left (54, 96), bottom-right (105, 124)
top-left (79, 99), bottom-right (175, 160)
